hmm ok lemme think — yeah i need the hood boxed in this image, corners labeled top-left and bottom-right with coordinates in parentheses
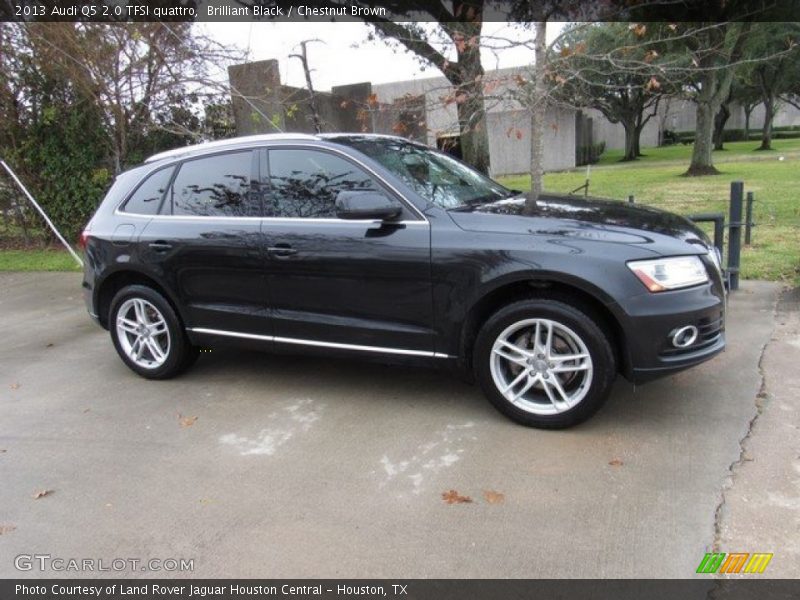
top-left (448, 193), bottom-right (711, 255)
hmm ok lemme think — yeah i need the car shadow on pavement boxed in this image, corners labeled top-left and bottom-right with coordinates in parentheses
top-left (162, 346), bottom-right (664, 431)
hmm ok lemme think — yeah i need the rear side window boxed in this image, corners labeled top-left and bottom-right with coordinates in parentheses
top-left (122, 167), bottom-right (174, 215)
top-left (169, 151), bottom-right (257, 217)
top-left (266, 149), bottom-right (381, 218)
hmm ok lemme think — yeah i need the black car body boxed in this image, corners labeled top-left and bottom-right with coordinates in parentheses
top-left (82, 133), bottom-right (726, 428)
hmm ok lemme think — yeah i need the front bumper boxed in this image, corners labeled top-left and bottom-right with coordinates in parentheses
top-left (630, 331), bottom-right (725, 383)
top-left (617, 278), bottom-right (726, 384)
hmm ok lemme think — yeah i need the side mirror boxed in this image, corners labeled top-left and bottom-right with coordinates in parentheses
top-left (335, 191), bottom-right (402, 221)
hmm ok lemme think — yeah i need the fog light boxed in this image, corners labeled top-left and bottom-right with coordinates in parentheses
top-left (670, 325), bottom-right (698, 348)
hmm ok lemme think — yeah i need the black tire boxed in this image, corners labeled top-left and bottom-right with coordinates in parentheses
top-left (474, 297), bottom-right (616, 429)
top-left (108, 284), bottom-right (198, 380)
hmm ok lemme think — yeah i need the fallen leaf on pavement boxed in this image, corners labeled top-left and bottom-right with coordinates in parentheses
top-left (0, 524), bottom-right (16, 535)
top-left (608, 459), bottom-right (624, 467)
top-left (483, 490), bottom-right (505, 504)
top-left (10, 383), bottom-right (20, 390)
top-left (178, 414), bottom-right (198, 428)
top-left (0, 449), bottom-right (6, 453)
top-left (442, 489), bottom-right (472, 504)
top-left (32, 489), bottom-right (53, 499)
top-left (83, 408), bottom-right (91, 414)
top-left (46, 343), bottom-right (54, 348)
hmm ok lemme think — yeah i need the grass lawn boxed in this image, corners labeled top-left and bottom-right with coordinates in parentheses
top-left (499, 138), bottom-right (800, 284)
top-left (0, 248), bottom-right (81, 272)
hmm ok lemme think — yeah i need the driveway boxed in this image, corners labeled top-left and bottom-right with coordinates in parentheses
top-left (0, 272), bottom-right (795, 578)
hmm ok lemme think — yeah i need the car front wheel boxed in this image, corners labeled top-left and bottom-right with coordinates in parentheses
top-left (109, 284), bottom-right (198, 379)
top-left (474, 298), bottom-right (616, 428)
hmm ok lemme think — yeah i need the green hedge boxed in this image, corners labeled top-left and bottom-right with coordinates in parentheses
top-left (662, 125), bottom-right (800, 146)
top-left (576, 141), bottom-right (606, 166)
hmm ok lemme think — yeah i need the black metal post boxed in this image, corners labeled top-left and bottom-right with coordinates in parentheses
top-left (686, 212), bottom-right (725, 257)
top-left (745, 191), bottom-right (754, 245)
top-left (728, 181), bottom-right (744, 291)
top-left (628, 195), bottom-right (635, 204)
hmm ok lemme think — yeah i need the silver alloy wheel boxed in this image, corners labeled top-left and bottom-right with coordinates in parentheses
top-left (115, 298), bottom-right (171, 369)
top-left (489, 318), bottom-right (593, 415)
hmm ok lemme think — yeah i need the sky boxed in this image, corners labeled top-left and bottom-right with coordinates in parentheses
top-left (203, 22), bottom-right (566, 91)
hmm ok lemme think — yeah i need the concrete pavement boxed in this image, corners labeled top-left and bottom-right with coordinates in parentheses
top-left (716, 287), bottom-right (800, 578)
top-left (0, 272), bottom-right (794, 578)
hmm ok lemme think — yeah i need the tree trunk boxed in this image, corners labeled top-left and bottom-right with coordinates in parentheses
top-left (634, 122), bottom-right (646, 157)
top-left (453, 56), bottom-right (489, 174)
top-left (757, 97), bottom-right (775, 150)
top-left (744, 106), bottom-right (753, 141)
top-left (292, 40), bottom-right (322, 134)
top-left (686, 100), bottom-right (719, 175)
top-left (526, 21), bottom-right (547, 210)
top-left (456, 88), bottom-right (490, 175)
top-left (713, 102), bottom-right (731, 150)
top-left (621, 117), bottom-right (638, 162)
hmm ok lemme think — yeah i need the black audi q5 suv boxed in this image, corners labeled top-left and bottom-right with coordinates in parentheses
top-left (81, 133), bottom-right (726, 428)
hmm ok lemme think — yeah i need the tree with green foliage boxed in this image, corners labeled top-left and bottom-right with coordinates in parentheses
top-left (678, 22), bottom-right (751, 175)
top-left (0, 24), bottom-right (111, 241)
top-left (737, 23), bottom-right (800, 151)
top-left (18, 23), bottom-right (241, 172)
top-left (548, 22), bottom-right (674, 162)
top-left (0, 22), bottom-right (241, 243)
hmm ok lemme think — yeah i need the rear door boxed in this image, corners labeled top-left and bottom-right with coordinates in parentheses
top-left (137, 150), bottom-right (271, 336)
top-left (261, 146), bottom-right (435, 354)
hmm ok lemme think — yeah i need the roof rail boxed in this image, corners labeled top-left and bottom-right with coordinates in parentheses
top-left (144, 133), bottom-right (319, 163)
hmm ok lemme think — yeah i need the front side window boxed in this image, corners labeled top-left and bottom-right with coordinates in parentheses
top-left (122, 167), bottom-right (174, 215)
top-left (332, 138), bottom-right (512, 210)
top-left (266, 149), bottom-right (382, 218)
top-left (169, 151), bottom-right (256, 217)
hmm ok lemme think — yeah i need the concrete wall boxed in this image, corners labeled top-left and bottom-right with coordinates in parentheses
top-left (658, 98), bottom-right (800, 135)
top-left (227, 60), bottom-right (284, 136)
top-left (372, 68), bottom-right (577, 175)
top-left (486, 108), bottom-right (576, 175)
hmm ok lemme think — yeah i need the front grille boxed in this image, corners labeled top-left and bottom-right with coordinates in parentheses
top-left (659, 313), bottom-right (724, 358)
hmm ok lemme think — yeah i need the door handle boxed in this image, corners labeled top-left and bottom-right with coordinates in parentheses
top-left (267, 244), bottom-right (298, 258)
top-left (148, 241), bottom-right (173, 252)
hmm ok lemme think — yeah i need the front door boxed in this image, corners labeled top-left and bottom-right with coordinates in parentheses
top-left (261, 147), bottom-right (434, 354)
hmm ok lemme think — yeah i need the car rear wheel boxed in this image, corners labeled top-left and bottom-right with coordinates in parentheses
top-left (474, 298), bottom-right (616, 428)
top-left (109, 284), bottom-right (198, 379)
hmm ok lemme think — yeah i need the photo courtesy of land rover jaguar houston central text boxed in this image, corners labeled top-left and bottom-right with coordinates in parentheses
top-left (80, 133), bottom-right (726, 428)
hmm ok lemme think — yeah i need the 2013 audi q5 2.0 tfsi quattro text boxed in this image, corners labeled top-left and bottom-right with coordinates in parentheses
top-left (81, 133), bottom-right (726, 428)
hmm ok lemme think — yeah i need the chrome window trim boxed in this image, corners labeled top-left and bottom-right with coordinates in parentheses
top-left (144, 133), bottom-right (319, 163)
top-left (110, 211), bottom-right (426, 227)
top-left (187, 327), bottom-right (451, 359)
top-left (117, 142), bottom-right (430, 224)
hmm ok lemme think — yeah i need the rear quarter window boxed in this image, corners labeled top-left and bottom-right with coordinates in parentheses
top-left (121, 167), bottom-right (174, 215)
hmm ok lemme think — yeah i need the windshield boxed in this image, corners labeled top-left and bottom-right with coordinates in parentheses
top-left (331, 137), bottom-right (515, 209)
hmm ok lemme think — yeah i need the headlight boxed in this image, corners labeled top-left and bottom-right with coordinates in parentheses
top-left (627, 256), bottom-right (709, 292)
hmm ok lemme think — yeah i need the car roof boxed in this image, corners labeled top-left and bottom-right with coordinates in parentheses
top-left (144, 133), bottom-right (319, 163)
top-left (144, 132), bottom-right (424, 164)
